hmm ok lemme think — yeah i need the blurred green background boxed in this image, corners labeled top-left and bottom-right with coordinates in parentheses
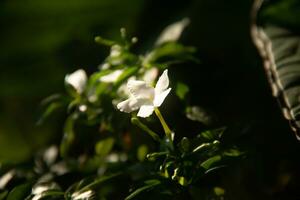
top-left (1, 0), bottom-right (300, 199)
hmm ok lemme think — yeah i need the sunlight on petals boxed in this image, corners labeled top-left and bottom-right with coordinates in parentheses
top-left (117, 69), bottom-right (171, 118)
top-left (65, 69), bottom-right (87, 94)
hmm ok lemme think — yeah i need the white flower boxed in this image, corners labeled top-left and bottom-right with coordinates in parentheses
top-left (65, 69), bottom-right (87, 94)
top-left (99, 69), bottom-right (123, 83)
top-left (117, 69), bottom-right (171, 118)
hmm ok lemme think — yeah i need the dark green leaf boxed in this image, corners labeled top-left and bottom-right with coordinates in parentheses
top-left (60, 115), bottom-right (76, 157)
top-left (145, 42), bottom-right (197, 66)
top-left (253, 0), bottom-right (300, 139)
top-left (179, 137), bottom-right (190, 153)
top-left (223, 148), bottom-right (243, 157)
top-left (200, 155), bottom-right (222, 171)
top-left (175, 82), bottom-right (189, 100)
top-left (125, 179), bottom-right (161, 200)
top-left (197, 128), bottom-right (225, 142)
top-left (37, 101), bottom-right (65, 125)
top-left (0, 191), bottom-right (8, 200)
top-left (7, 182), bottom-right (32, 200)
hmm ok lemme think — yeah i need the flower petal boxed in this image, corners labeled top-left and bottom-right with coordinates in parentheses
top-left (154, 88), bottom-right (171, 107)
top-left (117, 97), bottom-right (140, 113)
top-left (65, 69), bottom-right (87, 94)
top-left (127, 80), bottom-right (154, 100)
top-left (143, 67), bottom-right (158, 84)
top-left (155, 69), bottom-right (169, 94)
top-left (137, 105), bottom-right (155, 118)
top-left (100, 69), bottom-right (123, 83)
top-left (156, 18), bottom-right (190, 45)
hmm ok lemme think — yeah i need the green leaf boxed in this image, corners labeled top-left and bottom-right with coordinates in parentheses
top-left (29, 190), bottom-right (64, 200)
top-left (137, 145), bottom-right (148, 162)
top-left (200, 155), bottom-right (222, 171)
top-left (95, 137), bottom-right (115, 157)
top-left (37, 101), bottom-right (64, 125)
top-left (88, 70), bottom-right (112, 86)
top-left (259, 0), bottom-right (300, 29)
top-left (214, 187), bottom-right (225, 196)
top-left (144, 42), bottom-right (197, 66)
top-left (175, 82), bottom-right (189, 100)
top-left (223, 148), bottom-right (243, 157)
top-left (113, 66), bottom-right (139, 89)
top-left (146, 152), bottom-right (168, 160)
top-left (253, 0), bottom-right (300, 139)
top-left (0, 191), bottom-right (8, 200)
top-left (76, 173), bottom-right (121, 193)
top-left (7, 182), bottom-right (32, 200)
top-left (125, 180), bottom-right (161, 200)
top-left (60, 115), bottom-right (76, 157)
top-left (198, 128), bottom-right (225, 142)
top-left (192, 141), bottom-right (219, 154)
top-left (179, 137), bottom-right (190, 153)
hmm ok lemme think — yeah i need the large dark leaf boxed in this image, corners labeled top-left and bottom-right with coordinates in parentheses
top-left (251, 0), bottom-right (300, 139)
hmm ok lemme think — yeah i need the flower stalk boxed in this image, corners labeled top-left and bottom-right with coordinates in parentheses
top-left (131, 117), bottom-right (161, 142)
top-left (154, 108), bottom-right (172, 141)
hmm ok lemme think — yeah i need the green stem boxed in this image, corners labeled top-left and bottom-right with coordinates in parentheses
top-left (131, 117), bottom-right (161, 142)
top-left (154, 108), bottom-right (172, 141)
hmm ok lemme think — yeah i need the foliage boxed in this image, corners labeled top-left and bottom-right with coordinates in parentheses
top-left (0, 19), bottom-right (243, 200)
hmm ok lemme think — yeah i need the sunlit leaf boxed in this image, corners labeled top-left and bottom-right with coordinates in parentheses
top-left (137, 145), bottom-right (148, 162)
top-left (200, 155), bottom-right (222, 171)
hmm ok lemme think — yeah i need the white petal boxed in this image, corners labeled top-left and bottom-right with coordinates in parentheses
top-left (99, 69), bottom-right (123, 83)
top-left (117, 97), bottom-right (140, 113)
top-left (154, 88), bottom-right (171, 107)
top-left (127, 80), bottom-right (154, 100)
top-left (155, 69), bottom-right (169, 94)
top-left (143, 68), bottom-right (158, 84)
top-left (137, 105), bottom-right (155, 118)
top-left (65, 69), bottom-right (87, 94)
top-left (117, 76), bottom-right (136, 96)
top-left (155, 18), bottom-right (190, 45)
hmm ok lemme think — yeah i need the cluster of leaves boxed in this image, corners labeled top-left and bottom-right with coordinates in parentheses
top-left (0, 19), bottom-right (243, 200)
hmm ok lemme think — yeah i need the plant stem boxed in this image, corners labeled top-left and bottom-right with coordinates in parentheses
top-left (131, 117), bottom-right (161, 142)
top-left (154, 108), bottom-right (172, 141)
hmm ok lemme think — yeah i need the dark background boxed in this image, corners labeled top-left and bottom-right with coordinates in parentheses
top-left (1, 0), bottom-right (300, 199)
